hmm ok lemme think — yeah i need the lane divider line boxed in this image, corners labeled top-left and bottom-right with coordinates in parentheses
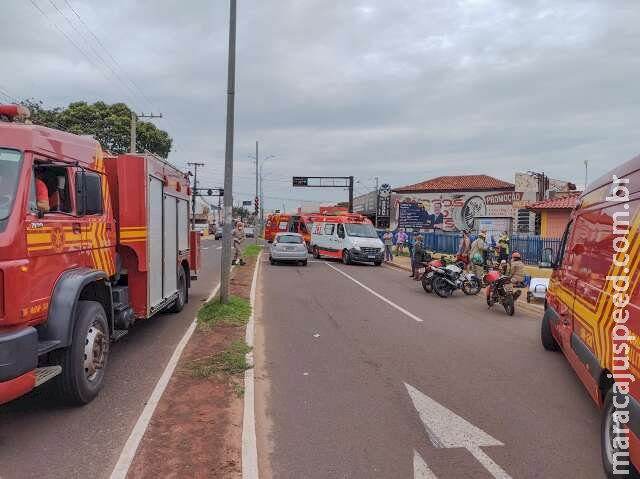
top-left (326, 263), bottom-right (424, 322)
top-left (242, 251), bottom-right (261, 478)
top-left (109, 282), bottom-right (221, 479)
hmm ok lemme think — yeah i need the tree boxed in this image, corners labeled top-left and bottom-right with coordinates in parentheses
top-left (21, 99), bottom-right (172, 158)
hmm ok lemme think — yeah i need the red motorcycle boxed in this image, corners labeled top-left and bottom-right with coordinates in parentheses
top-left (483, 270), bottom-right (521, 316)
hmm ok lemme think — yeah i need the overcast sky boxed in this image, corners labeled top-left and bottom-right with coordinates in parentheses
top-left (2, 0), bottom-right (639, 211)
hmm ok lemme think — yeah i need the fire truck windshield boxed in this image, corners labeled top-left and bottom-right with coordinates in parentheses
top-left (0, 148), bottom-right (22, 224)
top-left (345, 223), bottom-right (378, 238)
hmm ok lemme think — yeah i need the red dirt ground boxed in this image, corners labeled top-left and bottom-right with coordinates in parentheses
top-left (127, 254), bottom-right (259, 479)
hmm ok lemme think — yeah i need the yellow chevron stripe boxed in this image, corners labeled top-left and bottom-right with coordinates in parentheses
top-left (27, 233), bottom-right (52, 244)
top-left (27, 245), bottom-right (52, 252)
top-left (597, 210), bottom-right (640, 362)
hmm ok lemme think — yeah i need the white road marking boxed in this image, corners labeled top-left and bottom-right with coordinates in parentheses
top-left (216, 246), bottom-right (222, 250)
top-left (405, 383), bottom-right (512, 479)
top-left (109, 282), bottom-right (221, 479)
top-left (414, 450), bottom-right (438, 479)
top-left (326, 263), bottom-right (423, 322)
top-left (242, 251), bottom-right (261, 479)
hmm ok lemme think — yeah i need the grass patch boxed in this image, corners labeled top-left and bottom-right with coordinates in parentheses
top-left (243, 244), bottom-right (262, 257)
top-left (197, 295), bottom-right (251, 327)
top-left (187, 340), bottom-right (252, 378)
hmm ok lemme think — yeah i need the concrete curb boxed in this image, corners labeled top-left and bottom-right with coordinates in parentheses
top-left (384, 260), bottom-right (543, 317)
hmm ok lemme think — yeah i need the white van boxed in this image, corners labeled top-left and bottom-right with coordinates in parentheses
top-left (310, 215), bottom-right (384, 266)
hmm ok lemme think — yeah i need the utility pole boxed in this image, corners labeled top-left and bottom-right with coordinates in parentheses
top-left (255, 140), bottom-right (259, 244)
top-left (374, 176), bottom-right (379, 228)
top-left (130, 112), bottom-right (163, 153)
top-left (584, 160), bottom-right (589, 188)
top-left (220, 0), bottom-right (237, 304)
top-left (348, 176), bottom-right (354, 213)
top-left (188, 162), bottom-right (205, 230)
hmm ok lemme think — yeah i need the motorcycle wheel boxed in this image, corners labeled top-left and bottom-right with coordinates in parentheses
top-left (422, 274), bottom-right (433, 293)
top-left (462, 278), bottom-right (481, 296)
top-left (503, 295), bottom-right (515, 316)
top-left (433, 277), bottom-right (452, 298)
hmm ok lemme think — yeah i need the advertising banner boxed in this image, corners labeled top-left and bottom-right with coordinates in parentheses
top-left (393, 189), bottom-right (518, 232)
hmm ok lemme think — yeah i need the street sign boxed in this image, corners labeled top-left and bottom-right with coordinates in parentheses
top-left (292, 176), bottom-right (308, 186)
top-left (242, 200), bottom-right (252, 206)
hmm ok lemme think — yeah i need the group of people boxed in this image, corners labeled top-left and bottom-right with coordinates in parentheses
top-left (459, 229), bottom-right (524, 285)
top-left (381, 229), bottom-right (431, 279)
top-left (383, 227), bottom-right (525, 286)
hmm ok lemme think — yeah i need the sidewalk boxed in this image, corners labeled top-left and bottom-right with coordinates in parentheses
top-left (385, 255), bottom-right (545, 316)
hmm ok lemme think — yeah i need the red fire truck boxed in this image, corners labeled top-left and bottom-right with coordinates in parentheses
top-left (0, 105), bottom-right (198, 405)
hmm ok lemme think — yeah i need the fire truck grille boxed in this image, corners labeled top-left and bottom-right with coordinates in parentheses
top-left (360, 247), bottom-right (381, 255)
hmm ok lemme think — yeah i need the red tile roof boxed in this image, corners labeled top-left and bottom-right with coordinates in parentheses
top-left (393, 175), bottom-right (514, 193)
top-left (527, 193), bottom-right (580, 210)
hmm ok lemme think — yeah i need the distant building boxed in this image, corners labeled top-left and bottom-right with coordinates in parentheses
top-left (526, 193), bottom-right (580, 237)
top-left (513, 172), bottom-right (576, 234)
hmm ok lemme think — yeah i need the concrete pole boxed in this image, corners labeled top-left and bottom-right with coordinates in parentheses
top-left (374, 176), bottom-right (379, 228)
top-left (255, 140), bottom-right (259, 244)
top-left (130, 111), bottom-right (137, 153)
top-left (220, 0), bottom-right (237, 304)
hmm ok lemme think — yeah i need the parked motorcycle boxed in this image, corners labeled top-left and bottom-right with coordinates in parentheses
top-left (432, 262), bottom-right (482, 298)
top-left (483, 270), bottom-right (521, 315)
top-left (421, 259), bottom-right (444, 293)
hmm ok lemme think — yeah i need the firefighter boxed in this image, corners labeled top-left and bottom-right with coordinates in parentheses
top-left (35, 172), bottom-right (51, 212)
top-left (510, 251), bottom-right (525, 287)
top-left (232, 221), bottom-right (246, 266)
top-left (469, 230), bottom-right (487, 278)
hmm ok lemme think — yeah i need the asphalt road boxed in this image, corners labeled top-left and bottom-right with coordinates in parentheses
top-left (0, 237), bottom-right (222, 479)
top-left (255, 257), bottom-right (606, 478)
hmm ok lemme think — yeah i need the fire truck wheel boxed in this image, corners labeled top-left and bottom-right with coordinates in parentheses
top-left (601, 388), bottom-right (640, 478)
top-left (169, 267), bottom-right (187, 313)
top-left (342, 250), bottom-right (351, 265)
top-left (313, 246), bottom-right (320, 259)
top-left (541, 312), bottom-right (560, 351)
top-left (53, 301), bottom-right (109, 405)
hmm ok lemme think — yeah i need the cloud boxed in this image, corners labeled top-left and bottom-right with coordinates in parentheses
top-left (1, 0), bottom-right (639, 210)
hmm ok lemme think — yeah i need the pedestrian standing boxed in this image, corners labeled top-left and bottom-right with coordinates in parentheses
top-left (396, 229), bottom-right (406, 256)
top-left (457, 229), bottom-right (471, 265)
top-left (232, 222), bottom-right (246, 265)
top-left (383, 229), bottom-right (394, 262)
top-left (411, 234), bottom-right (426, 279)
top-left (469, 230), bottom-right (487, 278)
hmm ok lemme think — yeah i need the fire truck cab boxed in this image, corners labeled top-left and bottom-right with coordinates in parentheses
top-left (0, 106), bottom-right (195, 406)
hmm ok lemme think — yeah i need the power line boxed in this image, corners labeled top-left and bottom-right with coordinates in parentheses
top-left (0, 87), bottom-right (18, 103)
top-left (47, 0), bottom-right (143, 111)
top-left (29, 0), bottom-right (142, 111)
top-left (61, 0), bottom-right (154, 108)
top-left (58, 0), bottom-right (183, 139)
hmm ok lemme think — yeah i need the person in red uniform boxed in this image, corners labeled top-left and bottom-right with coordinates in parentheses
top-left (35, 173), bottom-right (50, 212)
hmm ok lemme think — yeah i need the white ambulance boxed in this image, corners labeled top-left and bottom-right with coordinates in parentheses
top-left (310, 214), bottom-right (384, 265)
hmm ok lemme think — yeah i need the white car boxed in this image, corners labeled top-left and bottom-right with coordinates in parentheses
top-left (269, 232), bottom-right (308, 266)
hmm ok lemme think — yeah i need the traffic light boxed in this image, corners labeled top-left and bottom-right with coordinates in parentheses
top-left (254, 196), bottom-right (259, 214)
